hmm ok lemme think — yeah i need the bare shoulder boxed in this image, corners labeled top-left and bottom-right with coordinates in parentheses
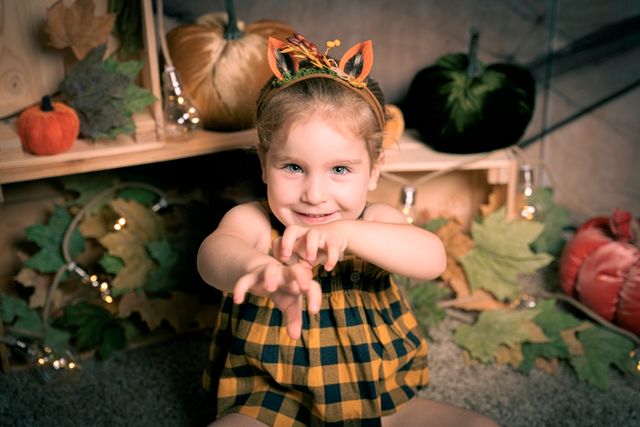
top-left (362, 202), bottom-right (406, 224)
top-left (215, 201), bottom-right (272, 246)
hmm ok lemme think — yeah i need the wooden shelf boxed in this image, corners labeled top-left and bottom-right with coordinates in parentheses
top-left (0, 128), bottom-right (258, 185)
top-left (383, 131), bottom-right (515, 173)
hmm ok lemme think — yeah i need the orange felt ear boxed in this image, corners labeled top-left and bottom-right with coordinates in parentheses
top-left (338, 40), bottom-right (373, 82)
top-left (267, 37), bottom-right (299, 80)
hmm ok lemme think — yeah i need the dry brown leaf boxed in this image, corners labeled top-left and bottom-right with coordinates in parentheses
top-left (534, 357), bottom-right (559, 375)
top-left (560, 322), bottom-right (593, 356)
top-left (15, 268), bottom-right (51, 309)
top-left (14, 268), bottom-right (79, 313)
top-left (100, 230), bottom-right (155, 292)
top-left (118, 292), bottom-right (214, 332)
top-left (79, 213), bottom-right (109, 239)
top-left (436, 219), bottom-right (474, 297)
top-left (495, 343), bottom-right (523, 367)
top-left (443, 289), bottom-right (507, 311)
top-left (522, 321), bottom-right (550, 343)
top-left (480, 187), bottom-right (507, 218)
top-left (45, 0), bottom-right (116, 60)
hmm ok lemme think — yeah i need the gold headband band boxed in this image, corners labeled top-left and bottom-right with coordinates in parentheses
top-left (257, 72), bottom-right (386, 130)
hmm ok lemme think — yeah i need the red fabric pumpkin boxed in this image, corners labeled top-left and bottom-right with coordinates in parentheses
top-left (559, 209), bottom-right (640, 334)
top-left (17, 96), bottom-right (80, 156)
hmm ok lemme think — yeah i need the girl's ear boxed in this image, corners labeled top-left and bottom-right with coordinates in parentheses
top-left (338, 40), bottom-right (374, 82)
top-left (368, 152), bottom-right (384, 191)
top-left (267, 37), bottom-right (299, 80)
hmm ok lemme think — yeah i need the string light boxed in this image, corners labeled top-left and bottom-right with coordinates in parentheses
top-left (67, 263), bottom-right (114, 304)
top-left (113, 217), bottom-right (127, 231)
top-left (2, 337), bottom-right (80, 382)
top-left (399, 186), bottom-right (418, 224)
top-left (161, 66), bottom-right (202, 136)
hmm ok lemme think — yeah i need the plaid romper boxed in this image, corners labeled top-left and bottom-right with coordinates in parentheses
top-left (203, 211), bottom-right (429, 426)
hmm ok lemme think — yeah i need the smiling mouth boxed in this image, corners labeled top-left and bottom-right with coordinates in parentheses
top-left (296, 212), bottom-right (335, 221)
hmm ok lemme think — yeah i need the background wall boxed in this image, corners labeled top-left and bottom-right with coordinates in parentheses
top-left (164, 0), bottom-right (640, 223)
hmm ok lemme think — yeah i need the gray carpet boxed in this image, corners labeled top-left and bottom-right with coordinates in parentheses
top-left (1, 277), bottom-right (639, 427)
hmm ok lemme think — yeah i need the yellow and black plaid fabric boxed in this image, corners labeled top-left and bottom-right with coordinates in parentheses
top-left (203, 219), bottom-right (429, 426)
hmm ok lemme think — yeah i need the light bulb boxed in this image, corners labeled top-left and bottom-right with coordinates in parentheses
top-left (518, 165), bottom-right (537, 220)
top-left (399, 186), bottom-right (418, 224)
top-left (162, 66), bottom-right (202, 137)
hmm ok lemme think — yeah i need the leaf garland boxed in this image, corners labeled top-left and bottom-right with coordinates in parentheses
top-left (59, 44), bottom-right (156, 140)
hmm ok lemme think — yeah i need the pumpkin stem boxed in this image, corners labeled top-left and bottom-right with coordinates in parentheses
top-left (466, 27), bottom-right (483, 79)
top-left (41, 95), bottom-right (54, 112)
top-left (224, 0), bottom-right (244, 40)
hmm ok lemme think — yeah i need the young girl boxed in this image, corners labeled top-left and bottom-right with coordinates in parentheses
top-left (197, 33), bottom-right (499, 427)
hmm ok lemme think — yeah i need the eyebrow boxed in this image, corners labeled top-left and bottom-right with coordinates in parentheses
top-left (271, 153), bottom-right (363, 166)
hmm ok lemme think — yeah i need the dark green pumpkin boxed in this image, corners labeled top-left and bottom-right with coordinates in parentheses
top-left (402, 29), bottom-right (536, 154)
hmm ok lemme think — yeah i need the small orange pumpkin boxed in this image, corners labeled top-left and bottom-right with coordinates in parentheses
top-left (17, 95), bottom-right (80, 156)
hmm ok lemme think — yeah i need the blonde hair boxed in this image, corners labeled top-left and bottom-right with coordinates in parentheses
top-left (255, 77), bottom-right (387, 163)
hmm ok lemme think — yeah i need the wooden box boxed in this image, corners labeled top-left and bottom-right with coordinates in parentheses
top-left (0, 0), bottom-right (163, 188)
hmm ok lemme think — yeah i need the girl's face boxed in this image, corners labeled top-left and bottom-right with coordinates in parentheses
top-left (262, 117), bottom-right (381, 227)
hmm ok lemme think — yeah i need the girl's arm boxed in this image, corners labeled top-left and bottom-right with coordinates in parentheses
top-left (320, 203), bottom-right (446, 280)
top-left (196, 202), bottom-right (275, 293)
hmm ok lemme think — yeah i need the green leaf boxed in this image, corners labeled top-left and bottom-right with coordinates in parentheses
top-left (421, 217), bottom-right (448, 233)
top-left (459, 208), bottom-right (553, 300)
top-left (53, 302), bottom-right (126, 358)
top-left (519, 298), bottom-right (581, 372)
top-left (570, 326), bottom-right (636, 390)
top-left (403, 279), bottom-right (450, 337)
top-left (117, 187), bottom-right (158, 206)
top-left (528, 187), bottom-right (572, 256)
top-left (59, 44), bottom-right (155, 140)
top-left (98, 323), bottom-right (127, 359)
top-left (99, 253), bottom-right (124, 274)
top-left (24, 205), bottom-right (85, 273)
top-left (60, 172), bottom-right (119, 207)
top-left (453, 308), bottom-right (546, 363)
top-left (1, 293), bottom-right (43, 337)
top-left (144, 240), bottom-right (180, 293)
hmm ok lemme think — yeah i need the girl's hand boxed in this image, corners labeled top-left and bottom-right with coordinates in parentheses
top-left (274, 225), bottom-right (347, 271)
top-left (233, 260), bottom-right (322, 340)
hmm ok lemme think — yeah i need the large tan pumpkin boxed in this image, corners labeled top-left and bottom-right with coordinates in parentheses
top-left (166, 5), bottom-right (293, 131)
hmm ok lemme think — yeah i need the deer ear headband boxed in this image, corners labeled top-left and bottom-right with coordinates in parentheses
top-left (258, 33), bottom-right (385, 129)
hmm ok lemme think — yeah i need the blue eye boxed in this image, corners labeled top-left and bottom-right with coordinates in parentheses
top-left (332, 166), bottom-right (350, 175)
top-left (284, 163), bottom-right (303, 173)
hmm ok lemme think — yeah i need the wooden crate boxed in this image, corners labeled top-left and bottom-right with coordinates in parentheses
top-left (0, 0), bottom-right (163, 190)
top-left (370, 131), bottom-right (518, 229)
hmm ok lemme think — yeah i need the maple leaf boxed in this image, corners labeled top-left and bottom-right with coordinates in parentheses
top-left (519, 298), bottom-right (582, 373)
top-left (117, 292), bottom-right (214, 332)
top-left (528, 187), bottom-right (572, 256)
top-left (53, 302), bottom-right (126, 359)
top-left (443, 289), bottom-right (507, 311)
top-left (59, 45), bottom-right (156, 140)
top-left (458, 208), bottom-right (553, 301)
top-left (1, 293), bottom-right (42, 333)
top-left (24, 205), bottom-right (85, 273)
top-left (45, 0), bottom-right (116, 60)
top-left (99, 199), bottom-right (164, 293)
top-left (60, 172), bottom-right (119, 208)
top-left (435, 219), bottom-right (474, 298)
top-left (569, 326), bottom-right (636, 390)
top-left (399, 278), bottom-right (450, 337)
top-left (453, 308), bottom-right (548, 363)
top-left (480, 187), bottom-right (507, 218)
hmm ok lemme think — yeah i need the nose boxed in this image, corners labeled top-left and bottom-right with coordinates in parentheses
top-left (301, 174), bottom-right (327, 204)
